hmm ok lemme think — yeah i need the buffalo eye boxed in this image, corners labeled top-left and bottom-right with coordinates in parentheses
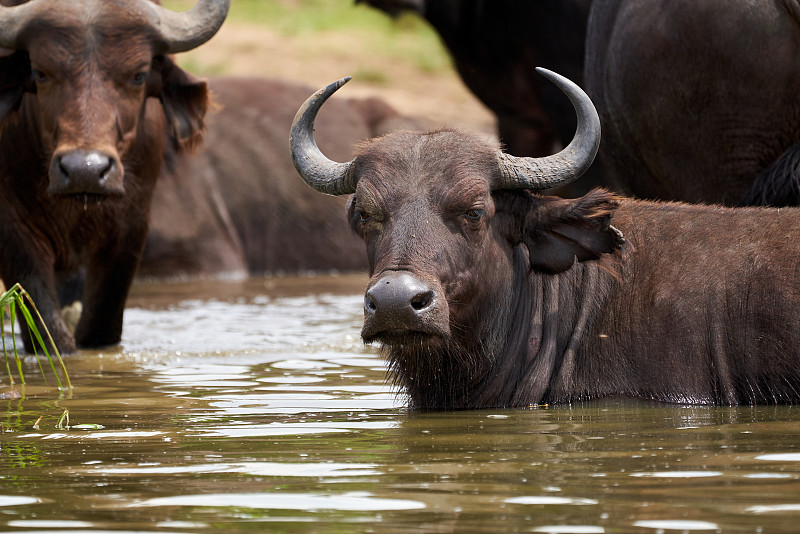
top-left (350, 207), bottom-right (370, 230)
top-left (353, 208), bottom-right (369, 222)
top-left (129, 72), bottom-right (148, 86)
top-left (31, 69), bottom-right (48, 84)
top-left (355, 208), bottom-right (370, 223)
top-left (464, 209), bottom-right (485, 222)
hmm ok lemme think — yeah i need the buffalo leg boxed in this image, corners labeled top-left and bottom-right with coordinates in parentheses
top-left (74, 241), bottom-right (143, 349)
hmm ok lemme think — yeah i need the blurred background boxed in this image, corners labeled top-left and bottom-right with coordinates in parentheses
top-left (162, 0), bottom-right (496, 134)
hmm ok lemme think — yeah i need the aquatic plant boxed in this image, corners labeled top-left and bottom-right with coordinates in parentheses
top-left (1, 283), bottom-right (71, 390)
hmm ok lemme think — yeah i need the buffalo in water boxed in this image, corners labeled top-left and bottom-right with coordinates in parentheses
top-left (0, 0), bottom-right (228, 353)
top-left (290, 71), bottom-right (800, 410)
top-left (140, 76), bottom-right (421, 280)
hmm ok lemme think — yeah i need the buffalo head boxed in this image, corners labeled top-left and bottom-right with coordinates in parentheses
top-left (0, 0), bottom-right (228, 201)
top-left (291, 69), bottom-right (624, 407)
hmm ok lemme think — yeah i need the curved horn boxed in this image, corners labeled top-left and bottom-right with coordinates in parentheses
top-left (0, 1), bottom-right (230, 53)
top-left (496, 67), bottom-right (601, 191)
top-left (145, 0), bottom-right (230, 54)
top-left (290, 77), bottom-right (358, 196)
top-left (0, 2), bottom-right (40, 49)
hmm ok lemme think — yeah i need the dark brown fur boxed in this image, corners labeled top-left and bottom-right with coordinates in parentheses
top-left (368, 0), bottom-right (800, 207)
top-left (585, 0), bottom-right (800, 206)
top-left (347, 129), bottom-right (800, 409)
top-left (0, 0), bottom-right (210, 352)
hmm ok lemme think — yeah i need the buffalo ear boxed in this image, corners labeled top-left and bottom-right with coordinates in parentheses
top-left (0, 50), bottom-right (32, 122)
top-left (523, 189), bottom-right (625, 274)
top-left (150, 55), bottom-right (209, 153)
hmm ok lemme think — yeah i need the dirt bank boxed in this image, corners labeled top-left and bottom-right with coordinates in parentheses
top-left (176, 22), bottom-right (497, 135)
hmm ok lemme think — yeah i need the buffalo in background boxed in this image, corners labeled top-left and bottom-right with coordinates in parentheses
top-left (585, 0), bottom-right (800, 206)
top-left (290, 72), bottom-right (800, 410)
top-left (358, 0), bottom-right (596, 194)
top-left (0, 0), bottom-right (228, 353)
top-left (364, 0), bottom-right (800, 206)
top-left (140, 76), bottom-right (423, 280)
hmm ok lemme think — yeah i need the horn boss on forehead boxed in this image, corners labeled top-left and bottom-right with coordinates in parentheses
top-left (289, 67), bottom-right (600, 195)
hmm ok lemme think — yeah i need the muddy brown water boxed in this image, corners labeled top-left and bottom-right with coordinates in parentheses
top-left (1, 274), bottom-right (799, 533)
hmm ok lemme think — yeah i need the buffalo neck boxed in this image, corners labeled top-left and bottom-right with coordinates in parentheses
top-left (474, 247), bottom-right (617, 408)
top-left (512, 259), bottom-right (615, 406)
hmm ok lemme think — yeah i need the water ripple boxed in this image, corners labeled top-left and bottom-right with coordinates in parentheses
top-left (132, 491), bottom-right (426, 511)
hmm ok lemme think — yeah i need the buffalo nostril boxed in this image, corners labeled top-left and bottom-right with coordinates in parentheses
top-left (58, 158), bottom-right (68, 177)
top-left (100, 160), bottom-right (114, 180)
top-left (364, 294), bottom-right (377, 314)
top-left (410, 290), bottom-right (434, 311)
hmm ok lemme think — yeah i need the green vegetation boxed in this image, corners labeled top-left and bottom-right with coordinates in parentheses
top-left (163, 0), bottom-right (451, 75)
top-left (1, 284), bottom-right (71, 390)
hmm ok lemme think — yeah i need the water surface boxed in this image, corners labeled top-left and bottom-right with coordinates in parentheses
top-left (1, 275), bottom-right (799, 533)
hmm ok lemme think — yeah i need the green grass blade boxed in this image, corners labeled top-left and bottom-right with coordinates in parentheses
top-left (0, 283), bottom-right (71, 391)
top-left (8, 299), bottom-right (24, 386)
top-left (1, 310), bottom-right (13, 385)
top-left (20, 289), bottom-right (70, 390)
top-left (16, 300), bottom-right (63, 390)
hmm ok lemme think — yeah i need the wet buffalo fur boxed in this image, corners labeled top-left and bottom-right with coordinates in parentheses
top-left (380, 191), bottom-right (624, 410)
top-left (348, 129), bottom-right (800, 410)
top-left (0, 3), bottom-right (210, 353)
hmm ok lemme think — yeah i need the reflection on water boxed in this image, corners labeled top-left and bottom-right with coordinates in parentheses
top-left (135, 492), bottom-right (427, 511)
top-left (2, 275), bottom-right (800, 533)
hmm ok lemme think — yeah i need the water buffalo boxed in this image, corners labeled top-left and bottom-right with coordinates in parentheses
top-left (359, 0), bottom-right (597, 195)
top-left (584, 0), bottom-right (800, 206)
top-left (0, 0), bottom-right (228, 353)
top-left (290, 71), bottom-right (800, 410)
top-left (140, 76), bottom-right (422, 280)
